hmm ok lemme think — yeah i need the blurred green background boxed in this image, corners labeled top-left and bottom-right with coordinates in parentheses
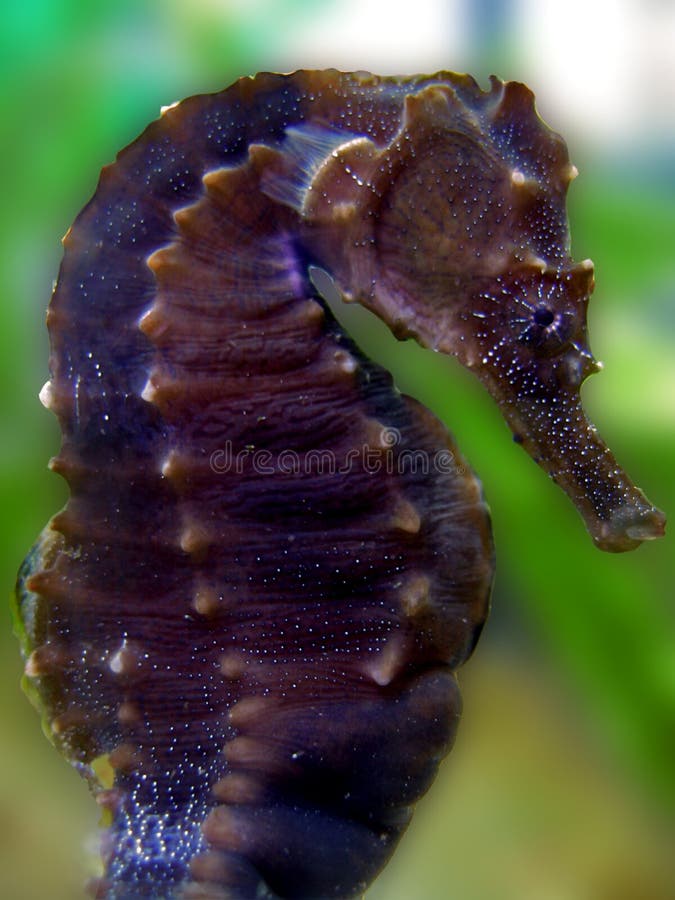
top-left (1, 1), bottom-right (673, 898)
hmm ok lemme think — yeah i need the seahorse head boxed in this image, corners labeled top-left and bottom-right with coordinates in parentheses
top-left (258, 75), bottom-right (665, 550)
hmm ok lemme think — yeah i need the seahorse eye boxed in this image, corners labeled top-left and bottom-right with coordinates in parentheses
top-left (533, 305), bottom-right (554, 327)
top-left (513, 282), bottom-right (576, 357)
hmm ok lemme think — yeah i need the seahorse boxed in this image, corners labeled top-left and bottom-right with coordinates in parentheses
top-left (13, 70), bottom-right (665, 900)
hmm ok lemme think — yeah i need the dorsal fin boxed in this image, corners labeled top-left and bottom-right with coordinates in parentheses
top-left (259, 123), bottom-right (360, 212)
